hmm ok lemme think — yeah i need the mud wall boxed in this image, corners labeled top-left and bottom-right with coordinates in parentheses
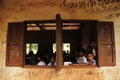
top-left (0, 0), bottom-right (120, 80)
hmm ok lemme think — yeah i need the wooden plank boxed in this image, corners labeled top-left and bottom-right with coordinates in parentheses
top-left (24, 20), bottom-right (56, 24)
top-left (111, 22), bottom-right (116, 65)
top-left (36, 23), bottom-right (44, 31)
top-left (97, 22), bottom-right (115, 66)
top-left (24, 19), bottom-right (97, 24)
top-left (62, 19), bottom-right (97, 23)
top-left (6, 22), bottom-right (25, 66)
top-left (56, 14), bottom-right (63, 71)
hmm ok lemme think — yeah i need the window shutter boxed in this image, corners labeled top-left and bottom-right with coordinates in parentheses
top-left (97, 22), bottom-right (116, 66)
top-left (6, 22), bottom-right (25, 67)
top-left (56, 14), bottom-right (63, 71)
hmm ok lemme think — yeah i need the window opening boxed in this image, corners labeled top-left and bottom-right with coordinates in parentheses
top-left (52, 43), bottom-right (70, 54)
top-left (25, 22), bottom-right (56, 66)
top-left (26, 43), bottom-right (38, 54)
top-left (62, 22), bottom-right (97, 66)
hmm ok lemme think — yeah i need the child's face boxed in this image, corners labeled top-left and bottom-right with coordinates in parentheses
top-left (87, 53), bottom-right (94, 61)
top-left (79, 51), bottom-right (84, 56)
top-left (90, 42), bottom-right (96, 48)
top-left (87, 46), bottom-right (92, 51)
top-left (50, 57), bottom-right (55, 62)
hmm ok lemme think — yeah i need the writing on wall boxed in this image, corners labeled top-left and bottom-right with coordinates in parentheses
top-left (60, 0), bottom-right (120, 19)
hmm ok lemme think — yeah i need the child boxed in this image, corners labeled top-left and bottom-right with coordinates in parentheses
top-left (37, 55), bottom-right (46, 66)
top-left (77, 48), bottom-right (87, 64)
top-left (89, 40), bottom-right (97, 58)
top-left (86, 46), bottom-right (93, 53)
top-left (47, 55), bottom-right (56, 66)
top-left (87, 52), bottom-right (96, 65)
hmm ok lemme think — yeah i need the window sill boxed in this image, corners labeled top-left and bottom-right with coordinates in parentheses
top-left (23, 64), bottom-right (98, 69)
top-left (62, 64), bottom-right (98, 68)
top-left (23, 65), bottom-right (56, 69)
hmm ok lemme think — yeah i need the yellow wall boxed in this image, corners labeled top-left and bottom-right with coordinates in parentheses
top-left (1, 0), bottom-right (120, 80)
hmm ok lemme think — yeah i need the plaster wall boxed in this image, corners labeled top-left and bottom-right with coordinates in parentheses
top-left (0, 0), bottom-right (120, 80)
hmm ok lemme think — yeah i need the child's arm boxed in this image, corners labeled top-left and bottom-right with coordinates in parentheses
top-left (83, 57), bottom-right (87, 64)
top-left (88, 60), bottom-right (96, 65)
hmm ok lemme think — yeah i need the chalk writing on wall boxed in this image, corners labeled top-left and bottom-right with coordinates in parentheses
top-left (60, 0), bottom-right (120, 8)
top-left (105, 12), bottom-right (120, 19)
top-left (85, 5), bottom-right (120, 14)
top-left (60, 0), bottom-right (120, 19)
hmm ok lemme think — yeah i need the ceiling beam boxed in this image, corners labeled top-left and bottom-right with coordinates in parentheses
top-left (36, 23), bottom-right (44, 31)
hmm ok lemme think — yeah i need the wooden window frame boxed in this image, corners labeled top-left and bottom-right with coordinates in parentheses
top-left (6, 14), bottom-right (116, 70)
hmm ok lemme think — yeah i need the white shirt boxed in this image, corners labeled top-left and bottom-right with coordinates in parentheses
top-left (64, 61), bottom-right (72, 66)
top-left (92, 49), bottom-right (96, 56)
top-left (77, 56), bottom-right (87, 64)
top-left (47, 62), bottom-right (56, 66)
top-left (37, 61), bottom-right (46, 66)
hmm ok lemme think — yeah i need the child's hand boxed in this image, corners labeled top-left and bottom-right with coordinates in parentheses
top-left (89, 61), bottom-right (94, 65)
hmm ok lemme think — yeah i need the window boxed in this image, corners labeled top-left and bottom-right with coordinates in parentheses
top-left (6, 14), bottom-right (116, 70)
top-left (26, 43), bottom-right (38, 54)
top-left (52, 43), bottom-right (70, 53)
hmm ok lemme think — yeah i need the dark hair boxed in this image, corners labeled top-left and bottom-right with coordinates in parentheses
top-left (37, 54), bottom-right (46, 61)
top-left (87, 46), bottom-right (92, 50)
top-left (29, 51), bottom-right (34, 55)
top-left (78, 48), bottom-right (86, 54)
top-left (49, 54), bottom-right (56, 59)
top-left (90, 40), bottom-right (96, 43)
top-left (87, 51), bottom-right (94, 56)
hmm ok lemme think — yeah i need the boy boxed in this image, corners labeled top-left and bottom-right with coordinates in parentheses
top-left (87, 52), bottom-right (96, 65)
top-left (77, 48), bottom-right (87, 64)
top-left (37, 55), bottom-right (46, 66)
top-left (47, 55), bottom-right (56, 66)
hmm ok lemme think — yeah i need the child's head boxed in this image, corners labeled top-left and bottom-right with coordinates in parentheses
top-left (50, 56), bottom-right (55, 62)
top-left (37, 56), bottom-right (43, 61)
top-left (49, 54), bottom-right (56, 63)
top-left (90, 40), bottom-right (96, 48)
top-left (87, 52), bottom-right (94, 61)
top-left (29, 51), bottom-right (34, 55)
top-left (37, 54), bottom-right (46, 61)
top-left (78, 48), bottom-right (86, 56)
top-left (87, 46), bottom-right (92, 51)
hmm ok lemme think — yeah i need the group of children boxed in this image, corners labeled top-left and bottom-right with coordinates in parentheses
top-left (25, 50), bottom-right (56, 66)
top-left (75, 48), bottom-right (96, 65)
top-left (63, 40), bottom-right (97, 66)
top-left (26, 40), bottom-right (97, 66)
top-left (37, 53), bottom-right (56, 66)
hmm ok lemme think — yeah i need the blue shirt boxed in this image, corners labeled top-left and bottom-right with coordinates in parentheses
top-left (87, 59), bottom-right (96, 65)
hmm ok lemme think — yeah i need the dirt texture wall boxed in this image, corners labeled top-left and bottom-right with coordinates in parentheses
top-left (0, 0), bottom-right (120, 80)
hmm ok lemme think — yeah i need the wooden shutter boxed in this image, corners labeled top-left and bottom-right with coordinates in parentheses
top-left (97, 22), bottom-right (116, 66)
top-left (6, 22), bottom-right (25, 66)
top-left (56, 14), bottom-right (63, 71)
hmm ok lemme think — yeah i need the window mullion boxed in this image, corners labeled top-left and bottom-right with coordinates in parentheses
top-left (56, 14), bottom-right (63, 71)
